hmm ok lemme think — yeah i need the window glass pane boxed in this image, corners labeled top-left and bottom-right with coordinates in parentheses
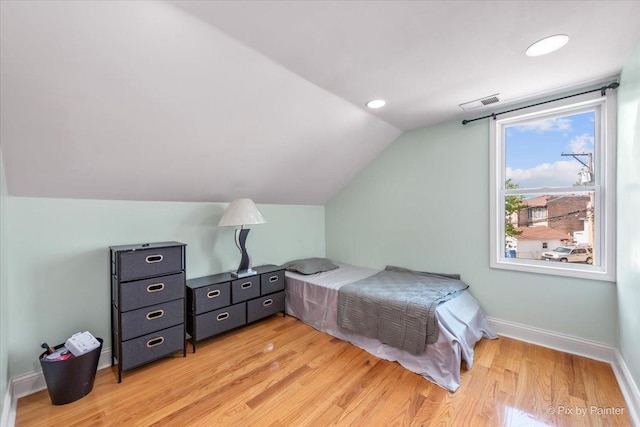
top-left (505, 111), bottom-right (596, 189)
top-left (503, 191), bottom-right (596, 264)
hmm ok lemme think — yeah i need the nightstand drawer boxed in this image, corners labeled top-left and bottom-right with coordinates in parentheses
top-left (260, 270), bottom-right (285, 294)
top-left (247, 291), bottom-right (285, 323)
top-left (231, 276), bottom-right (260, 303)
top-left (192, 303), bottom-right (246, 341)
top-left (192, 282), bottom-right (231, 314)
top-left (121, 299), bottom-right (184, 341)
top-left (119, 272), bottom-right (185, 311)
top-left (118, 246), bottom-right (184, 281)
top-left (120, 324), bottom-right (184, 371)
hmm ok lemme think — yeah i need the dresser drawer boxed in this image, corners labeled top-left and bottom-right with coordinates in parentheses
top-left (192, 281), bottom-right (231, 315)
top-left (247, 291), bottom-right (285, 323)
top-left (191, 303), bottom-right (246, 341)
top-left (119, 272), bottom-right (185, 311)
top-left (119, 324), bottom-right (184, 371)
top-left (117, 246), bottom-right (184, 281)
top-left (231, 276), bottom-right (260, 303)
top-left (121, 299), bottom-right (184, 341)
top-left (261, 270), bottom-right (285, 294)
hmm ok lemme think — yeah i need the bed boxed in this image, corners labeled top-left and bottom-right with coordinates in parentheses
top-left (284, 260), bottom-right (497, 392)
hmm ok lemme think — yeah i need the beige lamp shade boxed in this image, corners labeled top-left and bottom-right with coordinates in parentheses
top-left (217, 198), bottom-right (267, 227)
top-left (217, 198), bottom-right (266, 277)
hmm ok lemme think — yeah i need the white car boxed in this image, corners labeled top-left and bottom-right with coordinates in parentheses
top-left (541, 246), bottom-right (593, 264)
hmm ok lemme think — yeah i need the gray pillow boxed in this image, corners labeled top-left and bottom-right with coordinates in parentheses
top-left (282, 258), bottom-right (339, 275)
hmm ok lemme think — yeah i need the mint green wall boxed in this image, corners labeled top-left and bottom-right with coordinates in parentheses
top-left (0, 148), bottom-right (8, 413)
top-left (326, 119), bottom-right (617, 344)
top-left (617, 40), bottom-right (640, 389)
top-left (7, 198), bottom-right (324, 377)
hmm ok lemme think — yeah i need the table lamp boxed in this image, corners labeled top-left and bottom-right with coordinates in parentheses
top-left (217, 198), bottom-right (267, 277)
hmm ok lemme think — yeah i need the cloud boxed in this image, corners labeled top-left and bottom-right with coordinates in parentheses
top-left (506, 160), bottom-right (582, 188)
top-left (568, 133), bottom-right (594, 153)
top-left (513, 117), bottom-right (572, 133)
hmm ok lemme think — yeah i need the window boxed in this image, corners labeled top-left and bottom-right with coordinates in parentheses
top-left (528, 206), bottom-right (547, 226)
top-left (530, 207), bottom-right (546, 220)
top-left (490, 89), bottom-right (616, 281)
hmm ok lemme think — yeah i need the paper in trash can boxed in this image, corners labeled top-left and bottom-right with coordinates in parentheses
top-left (65, 331), bottom-right (100, 357)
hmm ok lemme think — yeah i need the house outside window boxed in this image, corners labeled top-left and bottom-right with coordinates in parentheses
top-left (490, 89), bottom-right (616, 281)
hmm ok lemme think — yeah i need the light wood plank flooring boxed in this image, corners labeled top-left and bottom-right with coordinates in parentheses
top-left (16, 315), bottom-right (632, 426)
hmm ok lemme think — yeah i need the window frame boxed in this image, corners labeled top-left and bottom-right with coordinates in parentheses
top-left (489, 90), bottom-right (616, 282)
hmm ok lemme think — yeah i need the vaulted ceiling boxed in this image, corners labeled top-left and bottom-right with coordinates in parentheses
top-left (2, 1), bottom-right (639, 204)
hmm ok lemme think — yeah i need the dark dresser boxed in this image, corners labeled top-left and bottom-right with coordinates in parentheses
top-left (110, 241), bottom-right (187, 382)
top-left (186, 264), bottom-right (285, 352)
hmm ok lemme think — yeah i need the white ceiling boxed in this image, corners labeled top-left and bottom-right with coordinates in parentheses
top-left (1, 1), bottom-right (639, 204)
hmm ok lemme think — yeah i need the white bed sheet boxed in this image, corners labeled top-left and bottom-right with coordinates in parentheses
top-left (284, 262), bottom-right (497, 392)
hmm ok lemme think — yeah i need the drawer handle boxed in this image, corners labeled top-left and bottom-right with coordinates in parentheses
top-left (268, 275), bottom-right (279, 283)
top-left (207, 289), bottom-right (221, 298)
top-left (147, 283), bottom-right (165, 293)
top-left (146, 337), bottom-right (165, 348)
top-left (146, 309), bottom-right (165, 320)
top-left (241, 282), bottom-right (252, 289)
top-left (263, 299), bottom-right (273, 307)
top-left (145, 254), bottom-right (164, 264)
top-left (216, 312), bottom-right (230, 321)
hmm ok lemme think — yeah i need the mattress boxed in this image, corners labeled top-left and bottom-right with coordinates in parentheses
top-left (284, 262), bottom-right (497, 392)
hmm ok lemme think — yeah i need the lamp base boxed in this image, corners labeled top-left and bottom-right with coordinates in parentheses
top-left (231, 269), bottom-right (258, 278)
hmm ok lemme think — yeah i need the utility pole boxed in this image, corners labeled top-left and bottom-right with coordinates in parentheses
top-left (561, 152), bottom-right (594, 262)
top-left (561, 152), bottom-right (593, 184)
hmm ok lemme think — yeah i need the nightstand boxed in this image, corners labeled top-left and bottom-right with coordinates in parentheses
top-left (186, 265), bottom-right (285, 352)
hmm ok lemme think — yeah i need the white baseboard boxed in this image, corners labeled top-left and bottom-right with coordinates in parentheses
top-left (0, 347), bottom-right (112, 427)
top-left (487, 317), bottom-right (616, 362)
top-left (1, 380), bottom-right (14, 427)
top-left (612, 348), bottom-right (640, 426)
top-left (488, 317), bottom-right (639, 426)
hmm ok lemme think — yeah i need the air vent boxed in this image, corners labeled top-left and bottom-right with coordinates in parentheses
top-left (459, 93), bottom-right (501, 111)
top-left (481, 96), bottom-right (500, 106)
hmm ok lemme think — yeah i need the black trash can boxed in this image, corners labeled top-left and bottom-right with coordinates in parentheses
top-left (39, 338), bottom-right (103, 405)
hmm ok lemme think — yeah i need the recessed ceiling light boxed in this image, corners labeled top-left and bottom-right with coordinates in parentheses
top-left (366, 99), bottom-right (387, 109)
top-left (525, 34), bottom-right (569, 57)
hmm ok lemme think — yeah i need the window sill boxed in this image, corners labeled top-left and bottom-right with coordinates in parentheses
top-left (490, 257), bottom-right (616, 282)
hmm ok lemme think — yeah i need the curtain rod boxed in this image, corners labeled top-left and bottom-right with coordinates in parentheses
top-left (461, 82), bottom-right (619, 125)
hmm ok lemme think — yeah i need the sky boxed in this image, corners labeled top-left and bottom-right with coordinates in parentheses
top-left (505, 110), bottom-right (595, 189)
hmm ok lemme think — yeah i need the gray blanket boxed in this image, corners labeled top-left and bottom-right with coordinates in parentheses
top-left (337, 266), bottom-right (469, 355)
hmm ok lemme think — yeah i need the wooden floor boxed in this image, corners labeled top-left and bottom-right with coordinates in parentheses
top-left (16, 315), bottom-right (631, 426)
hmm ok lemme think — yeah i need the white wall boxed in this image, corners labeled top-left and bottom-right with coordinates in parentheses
top-left (515, 239), bottom-right (564, 260)
top-left (617, 39), bottom-right (640, 390)
top-left (6, 198), bottom-right (324, 377)
top-left (326, 118), bottom-right (617, 345)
